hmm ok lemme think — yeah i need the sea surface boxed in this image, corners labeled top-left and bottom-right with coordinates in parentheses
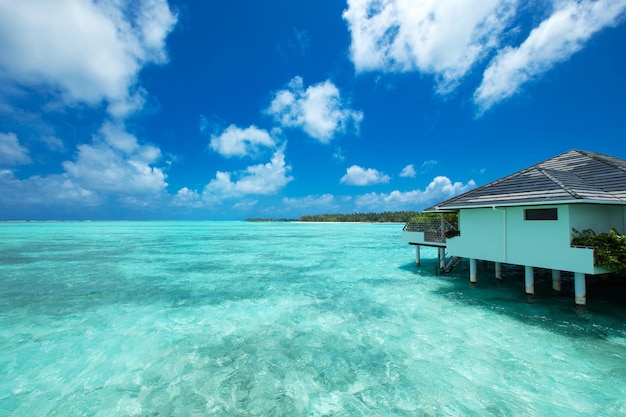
top-left (1, 221), bottom-right (625, 416)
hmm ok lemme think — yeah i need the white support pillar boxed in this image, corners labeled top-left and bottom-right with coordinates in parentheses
top-left (525, 266), bottom-right (535, 295)
top-left (552, 270), bottom-right (561, 292)
top-left (469, 258), bottom-right (477, 284)
top-left (574, 272), bottom-right (586, 305)
top-left (495, 262), bottom-right (502, 281)
top-left (438, 247), bottom-right (446, 270)
top-left (415, 245), bottom-right (421, 266)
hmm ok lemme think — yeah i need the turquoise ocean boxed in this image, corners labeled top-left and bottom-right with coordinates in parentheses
top-left (1, 221), bottom-right (625, 416)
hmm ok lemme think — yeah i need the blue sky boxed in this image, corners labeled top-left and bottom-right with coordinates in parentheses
top-left (1, 0), bottom-right (625, 220)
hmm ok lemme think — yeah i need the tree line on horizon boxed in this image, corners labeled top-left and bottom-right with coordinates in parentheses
top-left (298, 211), bottom-right (420, 223)
top-left (245, 211), bottom-right (456, 223)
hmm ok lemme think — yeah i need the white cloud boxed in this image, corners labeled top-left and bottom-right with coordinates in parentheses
top-left (0, 132), bottom-right (31, 166)
top-left (62, 122), bottom-right (167, 196)
top-left (136, 0), bottom-right (179, 61)
top-left (400, 164), bottom-right (416, 178)
top-left (0, 1), bottom-right (178, 213)
top-left (202, 148), bottom-right (293, 202)
top-left (232, 200), bottom-right (258, 211)
top-left (276, 175), bottom-right (475, 214)
top-left (341, 165), bottom-right (390, 186)
top-left (424, 175), bottom-right (475, 199)
top-left (0, 170), bottom-right (101, 208)
top-left (343, 0), bottom-right (626, 112)
top-left (282, 194), bottom-right (338, 212)
top-left (474, 0), bottom-right (626, 113)
top-left (209, 125), bottom-right (276, 158)
top-left (107, 89), bottom-right (148, 120)
top-left (267, 76), bottom-right (363, 143)
top-left (355, 176), bottom-right (475, 211)
top-left (343, 0), bottom-right (517, 93)
top-left (99, 121), bottom-right (141, 154)
top-left (0, 0), bottom-right (177, 118)
top-left (0, 122), bottom-right (169, 210)
top-left (172, 187), bottom-right (203, 208)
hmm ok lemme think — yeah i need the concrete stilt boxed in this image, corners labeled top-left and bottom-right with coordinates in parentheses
top-left (495, 262), bottom-right (502, 280)
top-left (552, 270), bottom-right (561, 292)
top-left (415, 245), bottom-right (421, 266)
top-left (438, 247), bottom-right (446, 270)
top-left (469, 258), bottom-right (477, 284)
top-left (574, 272), bottom-right (586, 305)
top-left (525, 266), bottom-right (535, 295)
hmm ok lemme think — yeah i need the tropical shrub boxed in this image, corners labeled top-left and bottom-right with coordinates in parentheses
top-left (571, 228), bottom-right (626, 273)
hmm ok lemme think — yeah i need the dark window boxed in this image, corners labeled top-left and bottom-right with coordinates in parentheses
top-left (525, 208), bottom-right (558, 220)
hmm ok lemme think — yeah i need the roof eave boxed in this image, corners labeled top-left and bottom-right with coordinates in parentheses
top-left (425, 198), bottom-right (626, 212)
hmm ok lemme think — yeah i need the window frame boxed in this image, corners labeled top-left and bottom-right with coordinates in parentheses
top-left (524, 208), bottom-right (558, 221)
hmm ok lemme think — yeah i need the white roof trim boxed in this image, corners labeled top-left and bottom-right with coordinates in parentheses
top-left (426, 199), bottom-right (626, 211)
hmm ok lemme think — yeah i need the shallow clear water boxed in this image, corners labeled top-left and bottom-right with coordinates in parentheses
top-left (1, 221), bottom-right (625, 416)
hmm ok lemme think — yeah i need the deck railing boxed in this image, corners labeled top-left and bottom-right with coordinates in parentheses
top-left (403, 215), bottom-right (458, 243)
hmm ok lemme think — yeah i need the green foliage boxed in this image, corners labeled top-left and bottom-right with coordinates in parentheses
top-left (571, 228), bottom-right (626, 273)
top-left (246, 218), bottom-right (296, 222)
top-left (299, 211), bottom-right (420, 223)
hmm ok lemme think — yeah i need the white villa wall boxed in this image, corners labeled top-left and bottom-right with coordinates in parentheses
top-left (569, 204), bottom-right (625, 235)
top-left (401, 230), bottom-right (425, 245)
top-left (447, 204), bottom-right (604, 274)
top-left (504, 205), bottom-right (573, 270)
top-left (446, 208), bottom-right (505, 262)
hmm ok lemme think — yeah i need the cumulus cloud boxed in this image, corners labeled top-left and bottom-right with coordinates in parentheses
top-left (62, 122), bottom-right (167, 196)
top-left (0, 1), bottom-right (179, 213)
top-left (355, 176), bottom-right (476, 211)
top-left (277, 175), bottom-right (475, 214)
top-left (0, 132), bottom-right (31, 166)
top-left (341, 165), bottom-right (390, 186)
top-left (266, 76), bottom-right (363, 143)
top-left (172, 187), bottom-right (203, 208)
top-left (282, 193), bottom-right (338, 212)
top-left (343, 0), bottom-right (626, 112)
top-left (201, 148), bottom-right (293, 202)
top-left (0, 170), bottom-right (100, 208)
top-left (399, 164), bottom-right (416, 178)
top-left (343, 0), bottom-right (517, 93)
top-left (0, 0), bottom-right (177, 117)
top-left (0, 122), bottom-right (168, 211)
top-left (474, 0), bottom-right (626, 113)
top-left (209, 125), bottom-right (276, 158)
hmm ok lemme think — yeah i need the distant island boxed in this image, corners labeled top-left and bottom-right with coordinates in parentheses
top-left (246, 218), bottom-right (298, 222)
top-left (246, 211), bottom-right (420, 223)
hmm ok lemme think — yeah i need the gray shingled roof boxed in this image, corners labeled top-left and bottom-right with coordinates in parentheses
top-left (426, 150), bottom-right (626, 211)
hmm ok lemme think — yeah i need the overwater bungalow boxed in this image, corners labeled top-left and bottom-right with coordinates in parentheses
top-left (402, 150), bottom-right (626, 305)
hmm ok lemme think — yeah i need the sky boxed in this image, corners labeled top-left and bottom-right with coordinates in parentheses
top-left (1, 0), bottom-right (625, 220)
